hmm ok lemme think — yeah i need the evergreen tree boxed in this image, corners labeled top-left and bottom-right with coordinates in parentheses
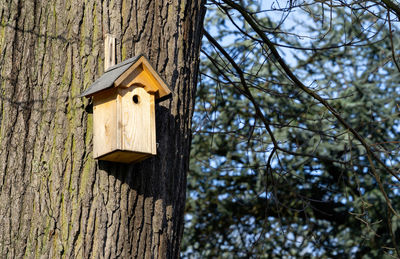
top-left (184, 1), bottom-right (400, 257)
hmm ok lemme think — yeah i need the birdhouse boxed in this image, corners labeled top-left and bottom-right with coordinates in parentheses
top-left (80, 54), bottom-right (172, 163)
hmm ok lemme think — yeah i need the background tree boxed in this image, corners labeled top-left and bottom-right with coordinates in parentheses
top-left (0, 0), bottom-right (204, 258)
top-left (184, 0), bottom-right (400, 258)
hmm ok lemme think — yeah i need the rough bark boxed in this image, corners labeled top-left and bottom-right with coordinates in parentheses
top-left (0, 0), bottom-right (205, 258)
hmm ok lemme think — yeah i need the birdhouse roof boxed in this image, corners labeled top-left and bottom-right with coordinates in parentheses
top-left (80, 54), bottom-right (172, 101)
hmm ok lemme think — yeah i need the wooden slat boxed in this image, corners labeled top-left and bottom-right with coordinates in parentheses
top-left (98, 150), bottom-right (152, 164)
top-left (141, 59), bottom-right (171, 98)
top-left (114, 56), bottom-right (171, 99)
top-left (118, 86), bottom-right (156, 155)
top-left (104, 34), bottom-right (116, 71)
top-left (113, 60), bottom-right (142, 87)
top-left (149, 91), bottom-right (156, 155)
top-left (118, 65), bottom-right (159, 94)
top-left (93, 88), bottom-right (118, 158)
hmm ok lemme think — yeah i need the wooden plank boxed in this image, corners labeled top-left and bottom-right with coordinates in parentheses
top-left (149, 91), bottom-right (156, 155)
top-left (114, 56), bottom-right (171, 99)
top-left (98, 150), bottom-right (151, 164)
top-left (104, 34), bottom-right (116, 71)
top-left (141, 67), bottom-right (161, 94)
top-left (118, 65), bottom-right (159, 93)
top-left (118, 86), bottom-right (156, 155)
top-left (113, 60), bottom-right (143, 87)
top-left (116, 91), bottom-right (122, 150)
top-left (141, 59), bottom-right (171, 98)
top-left (93, 88), bottom-right (118, 158)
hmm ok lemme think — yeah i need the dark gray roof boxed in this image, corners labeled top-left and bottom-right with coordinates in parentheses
top-left (80, 55), bottom-right (143, 97)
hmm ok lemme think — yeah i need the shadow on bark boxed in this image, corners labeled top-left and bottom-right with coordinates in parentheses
top-left (97, 105), bottom-right (177, 203)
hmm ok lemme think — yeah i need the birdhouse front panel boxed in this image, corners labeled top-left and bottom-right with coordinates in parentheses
top-left (80, 55), bottom-right (172, 164)
top-left (119, 86), bottom-right (156, 155)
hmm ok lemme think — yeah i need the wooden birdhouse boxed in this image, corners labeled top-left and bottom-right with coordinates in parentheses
top-left (80, 54), bottom-right (172, 163)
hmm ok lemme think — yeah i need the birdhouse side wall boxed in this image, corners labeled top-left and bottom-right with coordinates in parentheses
top-left (93, 89), bottom-right (118, 158)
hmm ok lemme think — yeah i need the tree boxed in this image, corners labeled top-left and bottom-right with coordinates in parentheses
top-left (184, 0), bottom-right (400, 258)
top-left (0, 0), bottom-right (204, 258)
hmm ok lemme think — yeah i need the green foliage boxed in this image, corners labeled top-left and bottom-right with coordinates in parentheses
top-left (183, 1), bottom-right (400, 258)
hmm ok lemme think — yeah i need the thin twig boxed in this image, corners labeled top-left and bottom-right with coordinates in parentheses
top-left (222, 0), bottom-right (400, 186)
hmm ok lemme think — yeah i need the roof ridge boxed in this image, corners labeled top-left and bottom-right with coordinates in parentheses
top-left (79, 55), bottom-right (142, 97)
top-left (79, 54), bottom-right (172, 100)
top-left (104, 55), bottom-right (142, 73)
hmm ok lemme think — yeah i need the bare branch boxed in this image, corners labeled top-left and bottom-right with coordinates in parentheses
top-left (221, 0), bottom-right (400, 187)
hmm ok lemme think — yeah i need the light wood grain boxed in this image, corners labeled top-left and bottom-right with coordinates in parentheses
top-left (118, 65), bottom-right (159, 93)
top-left (93, 55), bottom-right (165, 162)
top-left (119, 86), bottom-right (156, 155)
top-left (93, 88), bottom-right (118, 158)
top-left (93, 84), bottom-right (156, 162)
top-left (141, 58), bottom-right (171, 98)
top-left (104, 34), bottom-right (116, 71)
top-left (113, 60), bottom-right (142, 86)
top-left (114, 56), bottom-right (171, 99)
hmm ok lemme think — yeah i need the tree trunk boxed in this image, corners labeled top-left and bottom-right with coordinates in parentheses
top-left (0, 0), bottom-right (205, 258)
